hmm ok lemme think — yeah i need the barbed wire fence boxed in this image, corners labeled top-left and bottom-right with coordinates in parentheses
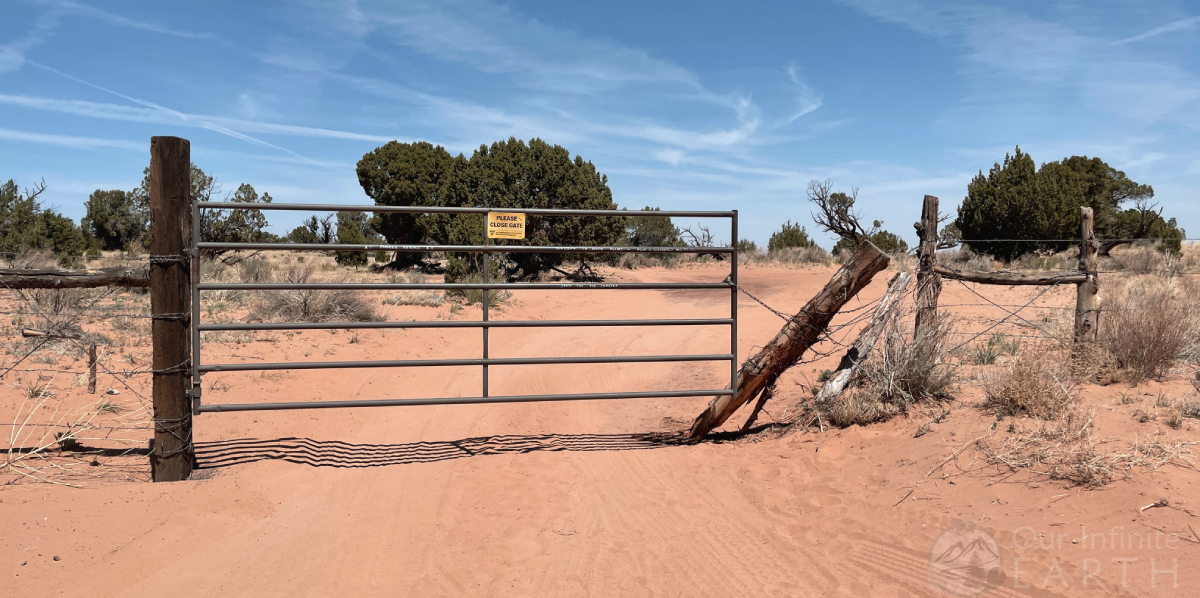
top-left (0, 255), bottom-right (158, 487)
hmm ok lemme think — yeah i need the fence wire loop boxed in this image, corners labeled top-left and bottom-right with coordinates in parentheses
top-left (148, 255), bottom-right (189, 267)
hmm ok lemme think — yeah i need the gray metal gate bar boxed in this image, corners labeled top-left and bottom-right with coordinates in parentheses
top-left (199, 282), bottom-right (733, 291)
top-left (198, 242), bottom-right (732, 253)
top-left (198, 318), bottom-right (735, 332)
top-left (196, 389), bottom-right (736, 413)
top-left (199, 354), bottom-right (735, 373)
top-left (196, 201), bottom-right (734, 218)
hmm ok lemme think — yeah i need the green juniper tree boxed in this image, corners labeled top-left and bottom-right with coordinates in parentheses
top-left (358, 138), bottom-right (624, 280)
top-left (955, 148), bottom-right (1182, 260)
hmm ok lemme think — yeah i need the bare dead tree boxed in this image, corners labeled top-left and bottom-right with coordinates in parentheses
top-left (680, 223), bottom-right (726, 260)
top-left (937, 219), bottom-right (961, 250)
top-left (807, 179), bottom-right (878, 244)
top-left (1098, 197), bottom-right (1163, 256)
top-left (23, 179), bottom-right (48, 202)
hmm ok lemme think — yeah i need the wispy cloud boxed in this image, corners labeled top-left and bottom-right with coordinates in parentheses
top-left (0, 10), bottom-right (60, 74)
top-left (3, 1), bottom-right (215, 74)
top-left (1113, 16), bottom-right (1200, 46)
top-left (0, 127), bottom-right (142, 151)
top-left (840, 0), bottom-right (1200, 131)
top-left (780, 65), bottom-right (823, 126)
top-left (49, 0), bottom-right (214, 40)
top-left (354, 0), bottom-right (702, 96)
top-left (0, 91), bottom-right (399, 145)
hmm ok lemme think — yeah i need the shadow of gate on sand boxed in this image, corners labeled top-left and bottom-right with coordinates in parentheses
top-left (194, 432), bottom-right (683, 469)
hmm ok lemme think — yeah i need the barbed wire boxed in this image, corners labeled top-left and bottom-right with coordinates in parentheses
top-left (952, 238), bottom-right (1200, 243)
top-left (944, 277), bottom-right (1069, 354)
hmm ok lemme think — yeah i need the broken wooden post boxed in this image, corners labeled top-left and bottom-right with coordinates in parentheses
top-left (815, 271), bottom-right (911, 404)
top-left (149, 136), bottom-right (194, 482)
top-left (740, 384), bottom-right (775, 432)
top-left (914, 194), bottom-right (941, 335)
top-left (686, 241), bottom-right (890, 440)
top-left (88, 343), bottom-right (97, 395)
top-left (1074, 207), bottom-right (1099, 343)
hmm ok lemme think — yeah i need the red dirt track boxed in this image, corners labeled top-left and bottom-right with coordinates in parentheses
top-left (2, 263), bottom-right (1197, 597)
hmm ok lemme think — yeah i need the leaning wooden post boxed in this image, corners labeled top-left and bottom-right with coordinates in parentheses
top-left (816, 271), bottom-right (911, 404)
top-left (149, 136), bottom-right (193, 482)
top-left (1074, 207), bottom-right (1099, 343)
top-left (686, 242), bottom-right (889, 440)
top-left (914, 194), bottom-right (941, 335)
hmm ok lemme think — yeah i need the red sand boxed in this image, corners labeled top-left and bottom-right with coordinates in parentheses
top-left (2, 263), bottom-right (1197, 597)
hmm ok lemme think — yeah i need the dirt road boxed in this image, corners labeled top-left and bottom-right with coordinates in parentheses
top-left (3, 263), bottom-right (1196, 596)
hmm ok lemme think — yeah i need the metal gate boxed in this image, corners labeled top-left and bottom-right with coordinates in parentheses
top-left (188, 201), bottom-right (737, 414)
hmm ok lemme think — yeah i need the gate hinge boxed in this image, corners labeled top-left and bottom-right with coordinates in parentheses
top-left (187, 386), bottom-right (202, 416)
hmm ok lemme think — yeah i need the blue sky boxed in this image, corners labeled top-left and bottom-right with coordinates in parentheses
top-left (2, 0), bottom-right (1198, 247)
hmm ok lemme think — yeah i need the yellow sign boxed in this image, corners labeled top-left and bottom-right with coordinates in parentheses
top-left (487, 212), bottom-right (526, 239)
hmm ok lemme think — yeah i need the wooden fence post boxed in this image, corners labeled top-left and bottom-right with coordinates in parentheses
top-left (149, 136), bottom-right (193, 482)
top-left (1074, 207), bottom-right (1099, 343)
top-left (914, 194), bottom-right (942, 335)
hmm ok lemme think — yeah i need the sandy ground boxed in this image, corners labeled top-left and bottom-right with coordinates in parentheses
top-left (2, 262), bottom-right (1198, 597)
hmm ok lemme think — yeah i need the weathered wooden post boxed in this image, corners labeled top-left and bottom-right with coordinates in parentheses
top-left (686, 241), bottom-right (889, 440)
top-left (1074, 207), bottom-right (1099, 343)
top-left (87, 343), bottom-right (97, 394)
top-left (816, 271), bottom-right (911, 404)
top-left (149, 136), bottom-right (194, 481)
top-left (914, 194), bottom-right (941, 335)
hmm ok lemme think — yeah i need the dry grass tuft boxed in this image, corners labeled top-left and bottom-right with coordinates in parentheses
top-left (981, 404), bottom-right (1196, 487)
top-left (1099, 274), bottom-right (1200, 383)
top-left (382, 271), bottom-right (444, 307)
top-left (2, 374), bottom-right (151, 487)
top-left (250, 263), bottom-right (383, 323)
top-left (815, 315), bottom-right (958, 428)
top-left (983, 351), bottom-right (1075, 419)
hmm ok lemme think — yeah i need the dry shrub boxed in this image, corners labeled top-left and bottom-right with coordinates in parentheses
top-left (617, 253), bottom-right (694, 269)
top-left (618, 252), bottom-right (659, 269)
top-left (250, 263), bottom-right (382, 323)
top-left (821, 315), bottom-right (958, 428)
top-left (1099, 274), bottom-right (1200, 382)
top-left (758, 246), bottom-right (829, 266)
top-left (983, 351), bottom-right (1075, 419)
top-left (462, 273), bottom-right (511, 305)
top-left (382, 271), bottom-right (444, 307)
top-left (237, 256), bottom-right (273, 283)
top-left (939, 247), bottom-right (995, 272)
top-left (1109, 244), bottom-right (1181, 275)
top-left (25, 288), bottom-right (86, 317)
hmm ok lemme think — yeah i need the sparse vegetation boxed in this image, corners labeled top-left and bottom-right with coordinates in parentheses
top-left (817, 315), bottom-right (958, 428)
top-left (1099, 275), bottom-right (1200, 383)
top-left (249, 263), bottom-right (382, 323)
top-left (984, 351), bottom-right (1075, 419)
